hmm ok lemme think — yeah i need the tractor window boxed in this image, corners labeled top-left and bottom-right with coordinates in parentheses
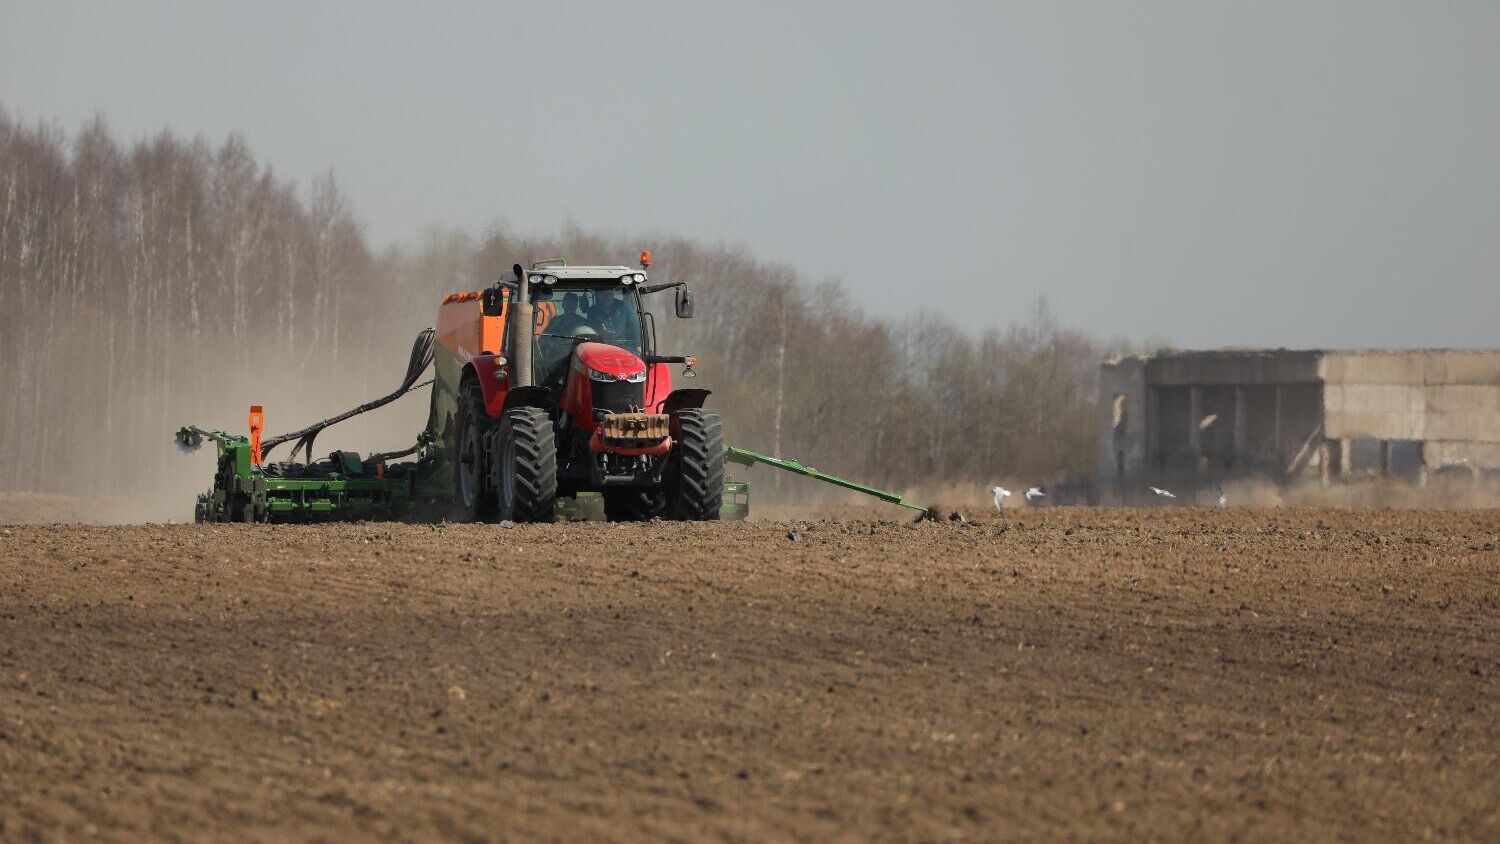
top-left (533, 286), bottom-right (643, 388)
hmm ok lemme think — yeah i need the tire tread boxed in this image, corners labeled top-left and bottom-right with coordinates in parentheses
top-left (669, 409), bottom-right (723, 520)
top-left (499, 407), bottom-right (557, 523)
top-left (454, 380), bottom-right (497, 521)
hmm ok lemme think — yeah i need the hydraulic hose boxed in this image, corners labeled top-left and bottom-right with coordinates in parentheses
top-left (260, 327), bottom-right (436, 462)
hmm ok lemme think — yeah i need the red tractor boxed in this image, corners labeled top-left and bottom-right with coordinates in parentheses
top-left (430, 255), bottom-right (723, 522)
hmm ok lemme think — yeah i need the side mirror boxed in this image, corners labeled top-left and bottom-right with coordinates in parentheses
top-left (482, 285), bottom-right (506, 317)
top-left (675, 285), bottom-right (694, 319)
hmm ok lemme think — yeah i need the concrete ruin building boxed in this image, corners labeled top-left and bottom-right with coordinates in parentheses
top-left (1099, 349), bottom-right (1500, 500)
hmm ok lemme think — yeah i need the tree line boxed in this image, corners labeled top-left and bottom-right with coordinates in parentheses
top-left (0, 109), bottom-right (375, 499)
top-left (0, 110), bottom-right (1130, 508)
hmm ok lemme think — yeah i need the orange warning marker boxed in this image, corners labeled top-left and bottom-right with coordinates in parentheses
top-left (248, 405), bottom-right (264, 466)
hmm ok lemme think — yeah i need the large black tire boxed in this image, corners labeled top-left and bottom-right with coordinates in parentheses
top-left (603, 488), bottom-right (665, 522)
top-left (667, 409), bottom-right (724, 520)
top-left (493, 407), bottom-right (558, 523)
top-left (453, 380), bottom-right (497, 521)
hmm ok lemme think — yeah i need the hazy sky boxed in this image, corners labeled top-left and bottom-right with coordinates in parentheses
top-left (4, 1), bottom-right (1497, 348)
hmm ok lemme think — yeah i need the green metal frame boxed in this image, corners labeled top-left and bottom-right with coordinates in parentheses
top-left (175, 426), bottom-right (442, 523)
top-left (724, 446), bottom-right (928, 514)
top-left (721, 479), bottom-right (750, 520)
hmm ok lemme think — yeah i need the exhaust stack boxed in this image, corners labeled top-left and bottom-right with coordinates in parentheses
top-left (508, 263), bottom-right (534, 388)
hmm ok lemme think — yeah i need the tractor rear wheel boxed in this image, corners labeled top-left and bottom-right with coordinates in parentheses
top-left (494, 407), bottom-right (557, 523)
top-left (667, 409), bottom-right (724, 520)
top-left (454, 380), bottom-right (497, 521)
top-left (604, 488), bottom-right (665, 522)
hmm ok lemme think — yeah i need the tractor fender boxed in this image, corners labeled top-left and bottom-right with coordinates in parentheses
top-left (466, 354), bottom-right (510, 418)
top-left (660, 388), bottom-right (712, 416)
top-left (501, 385), bottom-right (557, 417)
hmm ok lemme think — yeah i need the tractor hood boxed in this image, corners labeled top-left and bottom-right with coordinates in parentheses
top-left (574, 342), bottom-right (646, 380)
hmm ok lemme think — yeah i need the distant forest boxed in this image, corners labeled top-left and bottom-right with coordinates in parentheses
top-left (0, 109), bottom-right (1130, 501)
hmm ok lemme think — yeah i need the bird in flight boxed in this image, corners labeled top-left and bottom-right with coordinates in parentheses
top-left (1149, 486), bottom-right (1176, 499)
top-left (1025, 487), bottom-right (1045, 504)
top-left (992, 486), bottom-right (1012, 512)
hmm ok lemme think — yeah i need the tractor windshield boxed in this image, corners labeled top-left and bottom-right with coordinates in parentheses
top-left (532, 285), bottom-right (643, 389)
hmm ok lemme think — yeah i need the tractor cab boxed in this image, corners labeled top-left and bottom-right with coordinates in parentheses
top-left (528, 275), bottom-right (647, 392)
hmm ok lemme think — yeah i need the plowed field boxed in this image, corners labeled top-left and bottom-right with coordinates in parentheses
top-left (2, 509), bottom-right (1498, 841)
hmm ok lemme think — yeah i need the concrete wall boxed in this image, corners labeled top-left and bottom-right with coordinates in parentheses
top-left (1320, 351), bottom-right (1500, 386)
top-left (1097, 358), bottom-right (1148, 495)
top-left (1424, 440), bottom-right (1500, 470)
top-left (1146, 350), bottom-right (1322, 387)
top-left (1322, 383), bottom-right (1428, 440)
top-left (1321, 352), bottom-right (1500, 448)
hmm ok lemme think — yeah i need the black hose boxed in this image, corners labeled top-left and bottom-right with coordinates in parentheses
top-left (261, 328), bottom-right (436, 462)
top-left (365, 441), bottom-right (423, 463)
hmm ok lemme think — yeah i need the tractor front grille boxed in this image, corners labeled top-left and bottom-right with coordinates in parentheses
top-left (592, 378), bottom-right (646, 414)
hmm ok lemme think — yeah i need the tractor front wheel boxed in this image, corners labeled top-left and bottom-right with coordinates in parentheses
top-left (667, 409), bottom-right (724, 520)
top-left (493, 407), bottom-right (558, 523)
top-left (453, 380), bottom-right (497, 521)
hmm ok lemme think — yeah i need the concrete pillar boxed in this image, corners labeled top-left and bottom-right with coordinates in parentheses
top-left (1379, 440), bottom-right (1391, 477)
top-left (1320, 442), bottom-right (1331, 487)
top-left (1273, 385), bottom-right (1283, 466)
top-left (1188, 386), bottom-right (1202, 455)
top-left (1147, 387), bottom-right (1160, 470)
top-left (1340, 438), bottom-right (1353, 479)
top-left (1233, 387), bottom-right (1248, 460)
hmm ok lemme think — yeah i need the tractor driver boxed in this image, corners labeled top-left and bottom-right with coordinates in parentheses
top-left (589, 294), bottom-right (637, 347)
top-left (536, 291), bottom-right (597, 390)
top-left (549, 291), bottom-right (591, 337)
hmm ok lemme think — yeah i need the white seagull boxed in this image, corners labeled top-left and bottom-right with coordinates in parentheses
top-left (991, 486), bottom-right (1012, 512)
top-left (1149, 486), bottom-right (1176, 499)
top-left (1217, 486), bottom-right (1228, 508)
top-left (1025, 487), bottom-right (1046, 504)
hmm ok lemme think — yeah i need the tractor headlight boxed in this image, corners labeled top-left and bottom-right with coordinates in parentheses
top-left (587, 366), bottom-right (647, 383)
top-left (632, 272), bottom-right (646, 283)
top-left (619, 274), bottom-right (635, 285)
top-left (528, 274), bottom-right (544, 285)
top-left (542, 275), bottom-right (558, 285)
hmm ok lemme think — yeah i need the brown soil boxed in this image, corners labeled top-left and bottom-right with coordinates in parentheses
top-left (2, 509), bottom-right (1498, 842)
